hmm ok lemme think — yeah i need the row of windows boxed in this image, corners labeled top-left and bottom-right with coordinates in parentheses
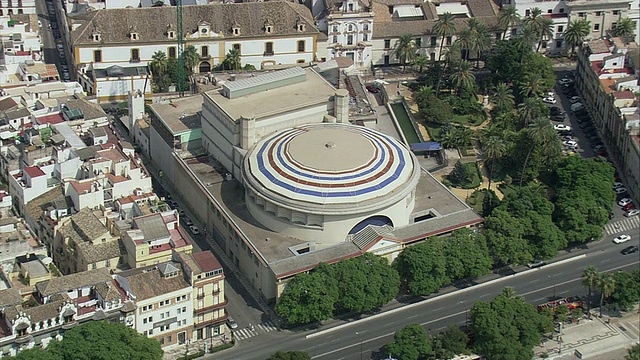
top-left (578, 10), bottom-right (621, 17)
top-left (0, 9), bottom-right (25, 15)
top-left (92, 41), bottom-right (307, 63)
top-left (331, 23), bottom-right (370, 33)
top-left (332, 34), bottom-right (369, 44)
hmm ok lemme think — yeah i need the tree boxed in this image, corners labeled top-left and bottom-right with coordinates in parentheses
top-left (394, 239), bottom-right (449, 295)
top-left (610, 270), bottom-right (640, 312)
top-left (149, 51), bottom-right (167, 79)
top-left (471, 288), bottom-right (550, 360)
top-left (582, 266), bottom-right (599, 317)
top-left (39, 321), bottom-right (163, 360)
top-left (456, 29), bottom-right (473, 61)
top-left (564, 19), bottom-right (591, 56)
top-left (267, 351), bottom-right (312, 360)
top-left (394, 33), bottom-right (417, 72)
top-left (330, 253), bottom-right (400, 314)
top-left (614, 17), bottom-right (635, 38)
top-left (443, 228), bottom-right (492, 280)
top-left (449, 60), bottom-right (476, 96)
top-left (482, 135), bottom-right (507, 191)
top-left (498, 6), bottom-right (520, 40)
top-left (182, 45), bottom-right (200, 75)
top-left (432, 325), bottom-right (469, 359)
top-left (224, 48), bottom-right (241, 70)
top-left (275, 266), bottom-right (338, 326)
top-left (7, 348), bottom-right (59, 360)
top-left (386, 324), bottom-right (432, 360)
top-left (467, 18), bottom-right (492, 67)
top-left (433, 12), bottom-right (456, 62)
top-left (412, 54), bottom-right (429, 73)
top-left (414, 85), bottom-right (434, 105)
top-left (519, 117), bottom-right (555, 187)
top-left (596, 272), bottom-right (616, 318)
top-left (419, 96), bottom-right (453, 124)
top-left (449, 161), bottom-right (469, 184)
top-left (627, 344), bottom-right (640, 360)
top-left (490, 82), bottom-right (515, 114)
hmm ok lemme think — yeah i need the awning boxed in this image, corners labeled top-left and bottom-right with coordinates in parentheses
top-left (410, 142), bottom-right (442, 151)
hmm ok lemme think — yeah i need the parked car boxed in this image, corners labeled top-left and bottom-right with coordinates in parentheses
top-left (593, 145), bottom-right (605, 152)
top-left (549, 106), bottom-right (564, 115)
top-left (366, 84), bottom-right (379, 93)
top-left (527, 260), bottom-right (545, 268)
top-left (613, 234), bottom-right (631, 244)
top-left (597, 150), bottom-right (609, 158)
top-left (542, 96), bottom-right (557, 104)
top-left (558, 78), bottom-right (573, 85)
top-left (618, 198), bottom-right (632, 206)
top-left (184, 218), bottom-right (193, 226)
top-left (622, 203), bottom-right (636, 211)
top-left (625, 209), bottom-right (640, 217)
top-left (569, 96), bottom-right (580, 103)
top-left (555, 124), bottom-right (572, 131)
top-left (621, 245), bottom-right (639, 255)
top-left (226, 317), bottom-right (238, 329)
top-left (550, 114), bottom-right (565, 121)
top-left (189, 225), bottom-right (200, 235)
top-left (613, 182), bottom-right (625, 188)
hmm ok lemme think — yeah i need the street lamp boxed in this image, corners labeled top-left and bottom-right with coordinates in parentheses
top-left (548, 275), bottom-right (557, 300)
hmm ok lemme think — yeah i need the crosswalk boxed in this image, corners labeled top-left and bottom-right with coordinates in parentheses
top-left (604, 217), bottom-right (640, 235)
top-left (232, 321), bottom-right (278, 341)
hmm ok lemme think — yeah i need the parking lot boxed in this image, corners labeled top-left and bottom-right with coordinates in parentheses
top-left (546, 70), bottom-right (637, 220)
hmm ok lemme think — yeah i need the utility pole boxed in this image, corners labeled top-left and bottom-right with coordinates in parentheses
top-left (176, 0), bottom-right (185, 97)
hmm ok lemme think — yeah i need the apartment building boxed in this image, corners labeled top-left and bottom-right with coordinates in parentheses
top-left (0, 0), bottom-right (36, 15)
top-left (575, 37), bottom-right (639, 200)
top-left (566, 0), bottom-right (635, 41)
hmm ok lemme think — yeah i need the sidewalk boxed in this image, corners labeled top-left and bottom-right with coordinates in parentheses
top-left (162, 336), bottom-right (231, 360)
top-left (534, 306), bottom-right (640, 360)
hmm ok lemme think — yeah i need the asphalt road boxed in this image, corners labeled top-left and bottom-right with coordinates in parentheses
top-left (211, 232), bottom-right (639, 360)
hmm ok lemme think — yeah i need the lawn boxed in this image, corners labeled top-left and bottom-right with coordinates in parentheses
top-left (466, 189), bottom-right (486, 213)
top-left (450, 162), bottom-right (482, 189)
top-left (451, 114), bottom-right (485, 127)
top-left (424, 122), bottom-right (443, 141)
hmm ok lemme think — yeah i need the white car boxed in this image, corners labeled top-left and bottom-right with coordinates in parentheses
top-left (569, 96), bottom-right (580, 103)
top-left (626, 209), bottom-right (640, 217)
top-left (618, 198), bottom-right (632, 206)
top-left (613, 182), bottom-right (624, 188)
top-left (542, 96), bottom-right (557, 104)
top-left (563, 140), bottom-right (578, 147)
top-left (189, 225), bottom-right (200, 235)
top-left (555, 124), bottom-right (572, 131)
top-left (558, 78), bottom-right (573, 85)
top-left (615, 187), bottom-right (627, 194)
top-left (613, 234), bottom-right (631, 244)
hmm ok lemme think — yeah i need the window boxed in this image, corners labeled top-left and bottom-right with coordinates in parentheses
top-left (91, 263), bottom-right (97, 270)
top-left (363, 23), bottom-right (369, 31)
top-left (130, 33), bottom-right (138, 40)
top-left (595, 11), bottom-right (601, 16)
top-left (93, 50), bottom-right (102, 63)
top-left (446, 36), bottom-right (452, 45)
top-left (233, 27), bottom-right (240, 36)
top-left (578, 12), bottom-right (585, 17)
top-left (612, 10), bottom-right (619, 15)
top-left (547, 9), bottom-right (552, 13)
top-left (384, 39), bottom-right (390, 49)
top-left (559, 8), bottom-right (564, 13)
top-left (348, 3), bottom-right (353, 11)
top-left (611, 22), bottom-right (617, 30)
top-left (363, 34), bottom-right (368, 41)
top-left (130, 49), bottom-right (140, 62)
top-left (232, 43), bottom-right (241, 54)
top-left (297, 40), bottom-right (305, 52)
top-left (332, 36), bottom-right (338, 44)
top-left (347, 24), bottom-right (353, 32)
top-left (168, 47), bottom-right (176, 58)
top-left (557, 26), bottom-right (564, 32)
top-left (525, 9), bottom-right (530, 16)
top-left (265, 25), bottom-right (273, 34)
top-left (168, 31), bottom-right (175, 39)
top-left (430, 36), bottom-right (437, 46)
top-left (541, 42), bottom-right (547, 48)
top-left (556, 40), bottom-right (563, 48)
top-left (347, 35), bottom-right (353, 45)
top-left (495, 32), bottom-right (501, 41)
top-left (332, 25), bottom-right (338, 33)
top-left (415, 38), bottom-right (421, 47)
top-left (430, 52), bottom-right (435, 61)
top-left (594, 23), bottom-right (600, 31)
top-left (264, 42), bottom-right (273, 55)
top-left (201, 46), bottom-right (208, 57)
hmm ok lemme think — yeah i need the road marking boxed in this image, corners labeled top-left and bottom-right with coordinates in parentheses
top-left (479, 293), bottom-right (491, 297)
top-left (600, 259), bottom-right (611, 263)
top-left (529, 279), bottom-right (540, 283)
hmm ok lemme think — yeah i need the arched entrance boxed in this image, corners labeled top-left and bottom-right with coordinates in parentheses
top-left (349, 215), bottom-right (393, 235)
top-left (198, 61), bottom-right (211, 73)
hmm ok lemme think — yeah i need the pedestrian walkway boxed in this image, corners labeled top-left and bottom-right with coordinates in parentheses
top-left (232, 320), bottom-right (279, 341)
top-left (604, 216), bottom-right (639, 235)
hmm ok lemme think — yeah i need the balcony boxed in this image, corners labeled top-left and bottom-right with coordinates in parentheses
top-left (194, 300), bottom-right (228, 315)
top-left (15, 334), bottom-right (32, 344)
top-left (194, 315), bottom-right (227, 329)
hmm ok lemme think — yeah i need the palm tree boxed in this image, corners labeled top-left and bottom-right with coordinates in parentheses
top-left (433, 12), bottom-right (456, 62)
top-left (182, 45), bottom-right (200, 74)
top-left (482, 136), bottom-right (506, 190)
top-left (225, 48), bottom-right (241, 70)
top-left (564, 19), bottom-right (591, 56)
top-left (412, 54), bottom-right (429, 73)
top-left (149, 51), bottom-right (167, 78)
top-left (467, 18), bottom-right (492, 67)
top-left (498, 6), bottom-right (520, 40)
top-left (582, 266), bottom-right (599, 318)
top-left (517, 97), bottom-right (541, 127)
top-left (596, 272), bottom-right (616, 318)
top-left (515, 25), bottom-right (538, 62)
top-left (415, 85), bottom-right (434, 105)
top-left (449, 60), bottom-right (475, 95)
top-left (613, 17), bottom-right (635, 37)
top-left (519, 117), bottom-right (555, 187)
top-left (520, 73), bottom-right (543, 98)
top-left (490, 82), bottom-right (515, 113)
top-left (393, 33), bottom-right (418, 72)
top-left (535, 18), bottom-right (554, 52)
top-left (456, 29), bottom-right (473, 61)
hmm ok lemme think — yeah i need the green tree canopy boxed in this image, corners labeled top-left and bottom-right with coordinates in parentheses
top-left (266, 351), bottom-right (312, 360)
top-left (386, 324), bottom-right (432, 360)
top-left (432, 325), bottom-right (469, 359)
top-left (611, 270), bottom-right (640, 312)
top-left (471, 288), bottom-right (551, 360)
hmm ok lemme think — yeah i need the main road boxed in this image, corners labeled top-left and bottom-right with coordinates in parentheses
top-left (212, 232), bottom-right (639, 360)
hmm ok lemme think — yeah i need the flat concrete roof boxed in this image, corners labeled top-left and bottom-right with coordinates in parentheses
top-left (203, 68), bottom-right (337, 121)
top-left (150, 95), bottom-right (202, 135)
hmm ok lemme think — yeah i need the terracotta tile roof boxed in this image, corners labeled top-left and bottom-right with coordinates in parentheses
top-left (35, 114), bottom-right (65, 125)
top-left (70, 2), bottom-right (318, 46)
top-left (613, 91), bottom-right (635, 99)
top-left (77, 238), bottom-right (125, 264)
top-left (121, 265), bottom-right (190, 301)
top-left (0, 97), bottom-right (19, 111)
top-left (36, 268), bottom-right (112, 297)
top-left (95, 280), bottom-right (123, 302)
top-left (192, 251), bottom-right (222, 273)
top-left (24, 166), bottom-right (45, 178)
top-left (58, 207), bottom-right (109, 243)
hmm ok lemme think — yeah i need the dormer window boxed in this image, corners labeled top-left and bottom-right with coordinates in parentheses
top-left (92, 33), bottom-right (101, 42)
top-left (130, 32), bottom-right (138, 40)
top-left (297, 23), bottom-right (305, 32)
top-left (233, 27), bottom-right (240, 36)
top-left (198, 22), bottom-right (210, 37)
top-left (265, 25), bottom-right (273, 34)
top-left (168, 31), bottom-right (175, 39)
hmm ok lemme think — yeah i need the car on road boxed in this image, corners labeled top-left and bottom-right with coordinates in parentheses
top-left (555, 124), bottom-right (571, 131)
top-left (618, 198), bottom-right (632, 206)
top-left (549, 107), bottom-right (565, 115)
top-left (621, 245), bottom-right (639, 255)
top-left (614, 187), bottom-right (626, 194)
top-left (550, 114), bottom-right (565, 121)
top-left (527, 260), bottom-right (545, 268)
top-left (226, 317), bottom-right (238, 329)
top-left (625, 209), bottom-right (640, 217)
top-left (613, 182), bottom-right (624, 188)
top-left (569, 96), bottom-right (580, 103)
top-left (613, 234), bottom-right (631, 244)
top-left (563, 140), bottom-right (578, 147)
top-left (622, 203), bottom-right (636, 211)
top-left (558, 78), bottom-right (573, 85)
top-left (542, 96), bottom-right (557, 104)
top-left (169, 201), bottom-right (178, 208)
top-left (184, 218), bottom-right (193, 226)
top-left (189, 225), bottom-right (200, 235)
top-left (366, 84), bottom-right (379, 93)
